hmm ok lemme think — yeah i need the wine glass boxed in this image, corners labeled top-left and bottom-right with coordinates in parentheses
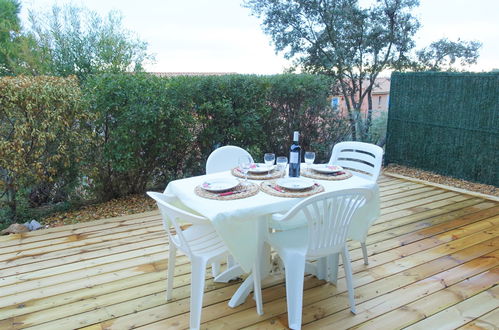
top-left (304, 151), bottom-right (316, 174)
top-left (238, 156), bottom-right (252, 184)
top-left (276, 156), bottom-right (288, 177)
top-left (264, 153), bottom-right (275, 177)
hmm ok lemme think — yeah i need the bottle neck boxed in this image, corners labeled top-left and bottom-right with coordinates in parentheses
top-left (293, 131), bottom-right (299, 143)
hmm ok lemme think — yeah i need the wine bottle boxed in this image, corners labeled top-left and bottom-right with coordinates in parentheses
top-left (289, 131), bottom-right (301, 177)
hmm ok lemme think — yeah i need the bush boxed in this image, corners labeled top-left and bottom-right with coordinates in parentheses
top-left (83, 73), bottom-right (350, 200)
top-left (1, 73), bottom-right (350, 222)
top-left (84, 73), bottom-right (196, 200)
top-left (0, 75), bottom-right (92, 224)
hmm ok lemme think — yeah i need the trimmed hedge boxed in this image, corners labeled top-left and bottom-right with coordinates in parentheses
top-left (1, 73), bottom-right (349, 223)
top-left (0, 76), bottom-right (92, 221)
top-left (386, 72), bottom-right (499, 186)
top-left (84, 73), bottom-right (349, 200)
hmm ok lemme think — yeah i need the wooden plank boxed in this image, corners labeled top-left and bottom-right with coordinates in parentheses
top-left (381, 191), bottom-right (460, 215)
top-left (404, 285), bottom-right (499, 330)
top-left (0, 249), bottom-right (170, 298)
top-left (1, 234), bottom-right (168, 277)
top-left (0, 175), bottom-right (496, 329)
top-left (346, 203), bottom-right (499, 266)
top-left (379, 181), bottom-right (418, 192)
top-left (380, 183), bottom-right (431, 198)
top-left (133, 237), bottom-right (499, 330)
top-left (0, 266), bottom-right (241, 329)
top-left (380, 189), bottom-right (450, 208)
top-left (347, 211), bottom-right (499, 266)
top-left (375, 195), bottom-right (474, 225)
top-left (380, 186), bottom-right (437, 202)
top-left (353, 268), bottom-right (499, 329)
top-left (458, 308), bottom-right (499, 330)
top-left (361, 201), bottom-right (499, 247)
top-left (368, 198), bottom-right (486, 235)
top-left (0, 212), bottom-right (161, 250)
top-left (300, 254), bottom-right (499, 329)
top-left (0, 217), bottom-right (163, 255)
top-left (202, 249), bottom-right (499, 330)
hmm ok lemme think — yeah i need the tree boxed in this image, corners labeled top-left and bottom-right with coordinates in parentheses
top-left (23, 4), bottom-right (153, 79)
top-left (414, 38), bottom-right (481, 71)
top-left (244, 0), bottom-right (481, 142)
top-left (0, 0), bottom-right (21, 75)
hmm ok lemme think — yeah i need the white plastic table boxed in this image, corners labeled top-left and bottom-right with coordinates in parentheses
top-left (164, 170), bottom-right (379, 307)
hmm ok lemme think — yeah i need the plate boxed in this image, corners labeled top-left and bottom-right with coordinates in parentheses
top-left (312, 164), bottom-right (343, 174)
top-left (276, 178), bottom-right (314, 190)
top-left (201, 178), bottom-right (240, 192)
top-left (248, 163), bottom-right (275, 173)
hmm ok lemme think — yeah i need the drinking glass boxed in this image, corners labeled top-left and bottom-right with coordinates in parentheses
top-left (276, 156), bottom-right (288, 177)
top-left (264, 153), bottom-right (275, 177)
top-left (304, 151), bottom-right (316, 174)
top-left (238, 156), bottom-right (252, 184)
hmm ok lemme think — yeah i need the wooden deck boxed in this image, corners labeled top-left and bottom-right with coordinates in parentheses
top-left (1, 174), bottom-right (498, 329)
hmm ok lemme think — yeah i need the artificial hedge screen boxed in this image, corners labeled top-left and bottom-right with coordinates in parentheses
top-left (385, 72), bottom-right (498, 186)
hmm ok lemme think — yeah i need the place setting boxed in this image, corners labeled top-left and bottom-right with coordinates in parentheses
top-left (231, 153), bottom-right (285, 180)
top-left (194, 176), bottom-right (259, 200)
top-left (300, 151), bottom-right (352, 181)
top-left (260, 177), bottom-right (324, 198)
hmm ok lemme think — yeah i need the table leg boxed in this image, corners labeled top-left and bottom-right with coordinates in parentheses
top-left (213, 264), bottom-right (244, 283)
top-left (228, 216), bottom-right (271, 308)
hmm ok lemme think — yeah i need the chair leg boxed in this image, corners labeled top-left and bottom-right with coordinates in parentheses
top-left (283, 256), bottom-right (306, 330)
top-left (341, 246), bottom-right (356, 314)
top-left (327, 253), bottom-right (339, 285)
top-left (361, 242), bottom-right (369, 265)
top-left (166, 244), bottom-right (177, 301)
top-left (211, 262), bottom-right (220, 277)
top-left (190, 257), bottom-right (207, 330)
top-left (227, 254), bottom-right (235, 268)
top-left (316, 257), bottom-right (327, 280)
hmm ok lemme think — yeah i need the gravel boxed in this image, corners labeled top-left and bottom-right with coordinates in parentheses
top-left (384, 164), bottom-right (498, 197)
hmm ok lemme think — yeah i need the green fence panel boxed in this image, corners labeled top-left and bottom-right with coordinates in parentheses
top-left (386, 72), bottom-right (499, 186)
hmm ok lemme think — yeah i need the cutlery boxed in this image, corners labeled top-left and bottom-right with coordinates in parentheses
top-left (218, 190), bottom-right (247, 197)
top-left (272, 185), bottom-right (284, 192)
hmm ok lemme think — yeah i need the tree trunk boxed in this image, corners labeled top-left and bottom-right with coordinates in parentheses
top-left (347, 108), bottom-right (357, 141)
top-left (365, 90), bottom-right (373, 140)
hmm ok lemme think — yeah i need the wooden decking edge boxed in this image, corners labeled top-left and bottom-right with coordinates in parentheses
top-left (382, 172), bottom-right (499, 202)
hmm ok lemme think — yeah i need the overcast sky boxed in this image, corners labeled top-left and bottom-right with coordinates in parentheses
top-left (19, 0), bottom-right (499, 74)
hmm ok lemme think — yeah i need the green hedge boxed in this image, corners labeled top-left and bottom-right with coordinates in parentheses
top-left (0, 76), bottom-right (92, 222)
top-left (1, 73), bottom-right (349, 223)
top-left (84, 73), bottom-right (349, 200)
top-left (386, 72), bottom-right (499, 186)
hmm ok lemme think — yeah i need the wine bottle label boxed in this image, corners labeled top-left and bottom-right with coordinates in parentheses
top-left (290, 152), bottom-right (299, 163)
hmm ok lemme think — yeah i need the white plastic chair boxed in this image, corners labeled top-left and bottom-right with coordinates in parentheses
top-left (329, 141), bottom-right (383, 182)
top-left (206, 145), bottom-right (254, 174)
top-left (147, 192), bottom-right (230, 330)
top-left (205, 145), bottom-right (254, 281)
top-left (256, 188), bottom-right (372, 330)
top-left (330, 141), bottom-right (383, 264)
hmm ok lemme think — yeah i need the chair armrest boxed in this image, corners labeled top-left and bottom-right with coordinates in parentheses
top-left (272, 213), bottom-right (285, 222)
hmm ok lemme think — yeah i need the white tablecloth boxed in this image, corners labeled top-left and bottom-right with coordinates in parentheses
top-left (164, 171), bottom-right (379, 272)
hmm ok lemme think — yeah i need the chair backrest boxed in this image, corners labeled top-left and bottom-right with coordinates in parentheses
top-left (329, 141), bottom-right (383, 182)
top-left (147, 191), bottom-right (211, 257)
top-left (206, 145), bottom-right (254, 174)
top-left (277, 188), bottom-right (372, 258)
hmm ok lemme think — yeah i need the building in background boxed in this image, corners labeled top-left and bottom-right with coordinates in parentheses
top-left (331, 77), bottom-right (390, 118)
